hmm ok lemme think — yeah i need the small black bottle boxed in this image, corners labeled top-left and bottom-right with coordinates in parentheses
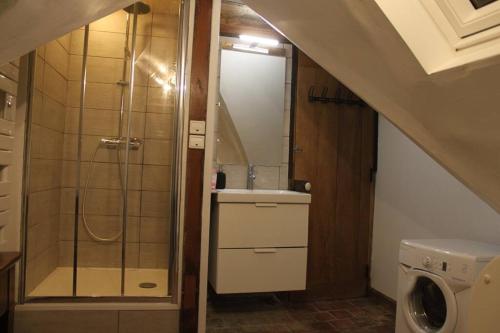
top-left (216, 166), bottom-right (226, 189)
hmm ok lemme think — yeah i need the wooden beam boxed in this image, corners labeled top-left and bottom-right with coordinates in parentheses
top-left (180, 0), bottom-right (212, 331)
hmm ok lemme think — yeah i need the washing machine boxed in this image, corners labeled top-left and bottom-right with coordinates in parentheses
top-left (395, 239), bottom-right (500, 333)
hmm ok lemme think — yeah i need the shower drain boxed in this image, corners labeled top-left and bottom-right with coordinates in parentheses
top-left (139, 282), bottom-right (158, 289)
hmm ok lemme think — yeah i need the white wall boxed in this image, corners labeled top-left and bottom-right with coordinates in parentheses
top-left (371, 116), bottom-right (500, 300)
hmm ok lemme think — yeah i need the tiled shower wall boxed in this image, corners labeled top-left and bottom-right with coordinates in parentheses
top-left (58, 4), bottom-right (178, 269)
top-left (216, 39), bottom-right (292, 190)
top-left (26, 35), bottom-right (71, 293)
top-left (26, 0), bottom-right (180, 292)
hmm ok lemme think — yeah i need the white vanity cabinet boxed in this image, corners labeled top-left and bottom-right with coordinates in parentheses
top-left (208, 189), bottom-right (311, 294)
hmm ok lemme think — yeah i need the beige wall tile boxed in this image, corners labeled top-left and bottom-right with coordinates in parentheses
top-left (140, 217), bottom-right (169, 243)
top-left (28, 189), bottom-right (61, 226)
top-left (31, 89), bottom-right (43, 126)
top-left (68, 55), bottom-right (123, 83)
top-left (140, 191), bottom-right (170, 218)
top-left (66, 81), bottom-right (147, 112)
top-left (45, 40), bottom-right (69, 78)
top-left (59, 188), bottom-right (140, 217)
top-left (90, 11), bottom-right (128, 34)
top-left (68, 53), bottom-right (149, 87)
top-left (59, 240), bottom-right (138, 268)
top-left (149, 37), bottom-right (177, 68)
top-left (61, 160), bottom-right (76, 188)
top-left (65, 107), bottom-right (119, 136)
top-left (36, 45), bottom-right (46, 60)
top-left (125, 111), bottom-right (146, 137)
top-left (146, 0), bottom-right (181, 15)
top-left (61, 160), bottom-right (142, 190)
top-left (142, 165), bottom-right (171, 191)
top-left (29, 159), bottom-right (62, 192)
top-left (71, 30), bottom-right (126, 58)
top-left (59, 188), bottom-right (75, 215)
top-left (152, 13), bottom-right (179, 38)
top-left (75, 188), bottom-right (141, 216)
top-left (32, 220), bottom-right (58, 261)
top-left (89, 10), bottom-right (153, 36)
top-left (131, 85), bottom-right (148, 112)
top-left (118, 310), bottom-right (179, 333)
top-left (79, 241), bottom-right (138, 267)
top-left (131, 57), bottom-right (150, 87)
top-left (143, 139), bottom-right (172, 165)
top-left (145, 113), bottom-right (172, 139)
top-left (146, 87), bottom-right (175, 113)
top-left (43, 64), bottom-right (67, 105)
top-left (30, 125), bottom-right (64, 160)
top-left (26, 224), bottom-right (40, 261)
top-left (59, 214), bottom-right (139, 243)
top-left (34, 56), bottom-right (44, 91)
top-left (139, 243), bottom-right (168, 268)
top-left (57, 33), bottom-right (72, 53)
top-left (67, 81), bottom-right (121, 110)
top-left (65, 108), bottom-right (145, 138)
top-left (42, 96), bottom-right (66, 132)
top-left (57, 240), bottom-right (73, 266)
top-left (136, 12), bottom-right (154, 36)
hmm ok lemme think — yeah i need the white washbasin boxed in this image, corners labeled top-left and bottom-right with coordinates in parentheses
top-left (214, 189), bottom-right (311, 204)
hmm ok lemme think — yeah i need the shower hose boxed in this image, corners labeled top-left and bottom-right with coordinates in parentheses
top-left (82, 144), bottom-right (124, 242)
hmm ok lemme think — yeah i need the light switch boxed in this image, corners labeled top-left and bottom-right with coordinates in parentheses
top-left (189, 135), bottom-right (205, 149)
top-left (189, 120), bottom-right (206, 135)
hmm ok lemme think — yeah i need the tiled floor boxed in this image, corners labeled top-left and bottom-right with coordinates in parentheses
top-left (29, 267), bottom-right (168, 297)
top-left (206, 294), bottom-right (395, 333)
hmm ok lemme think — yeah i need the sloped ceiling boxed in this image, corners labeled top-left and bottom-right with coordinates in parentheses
top-left (244, 0), bottom-right (500, 213)
top-left (0, 0), bottom-right (135, 64)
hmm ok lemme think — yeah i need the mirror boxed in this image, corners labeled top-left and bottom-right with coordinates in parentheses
top-left (218, 49), bottom-right (286, 166)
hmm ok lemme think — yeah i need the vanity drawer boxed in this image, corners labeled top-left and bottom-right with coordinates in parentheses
top-left (215, 203), bottom-right (309, 248)
top-left (210, 247), bottom-right (307, 294)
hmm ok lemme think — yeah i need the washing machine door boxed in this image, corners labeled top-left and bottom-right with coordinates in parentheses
top-left (402, 269), bottom-right (457, 333)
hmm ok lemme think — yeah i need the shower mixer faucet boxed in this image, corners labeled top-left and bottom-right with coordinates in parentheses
top-left (100, 137), bottom-right (143, 150)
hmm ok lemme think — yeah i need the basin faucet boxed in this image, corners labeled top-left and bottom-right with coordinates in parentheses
top-left (247, 164), bottom-right (256, 190)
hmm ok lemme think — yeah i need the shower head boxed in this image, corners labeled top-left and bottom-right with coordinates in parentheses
top-left (123, 2), bottom-right (151, 15)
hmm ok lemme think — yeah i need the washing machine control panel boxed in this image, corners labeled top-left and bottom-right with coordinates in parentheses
top-left (400, 245), bottom-right (486, 285)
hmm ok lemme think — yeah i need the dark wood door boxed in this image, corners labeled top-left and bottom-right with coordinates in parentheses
top-left (292, 51), bottom-right (377, 299)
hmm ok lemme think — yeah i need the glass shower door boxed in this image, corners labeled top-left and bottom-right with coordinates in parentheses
top-left (22, 0), bottom-right (183, 300)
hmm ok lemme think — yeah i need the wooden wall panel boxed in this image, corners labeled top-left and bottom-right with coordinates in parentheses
top-left (180, 0), bottom-right (212, 331)
top-left (292, 51), bottom-right (376, 299)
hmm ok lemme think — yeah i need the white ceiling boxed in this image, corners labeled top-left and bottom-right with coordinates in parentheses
top-left (0, 0), bottom-right (136, 64)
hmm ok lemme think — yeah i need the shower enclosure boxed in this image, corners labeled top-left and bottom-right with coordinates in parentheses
top-left (20, 0), bottom-right (186, 301)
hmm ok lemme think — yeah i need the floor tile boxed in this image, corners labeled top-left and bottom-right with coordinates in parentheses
top-left (207, 294), bottom-right (395, 333)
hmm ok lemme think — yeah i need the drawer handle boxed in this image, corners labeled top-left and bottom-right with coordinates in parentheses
top-left (254, 248), bottom-right (277, 254)
top-left (255, 203), bottom-right (278, 207)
